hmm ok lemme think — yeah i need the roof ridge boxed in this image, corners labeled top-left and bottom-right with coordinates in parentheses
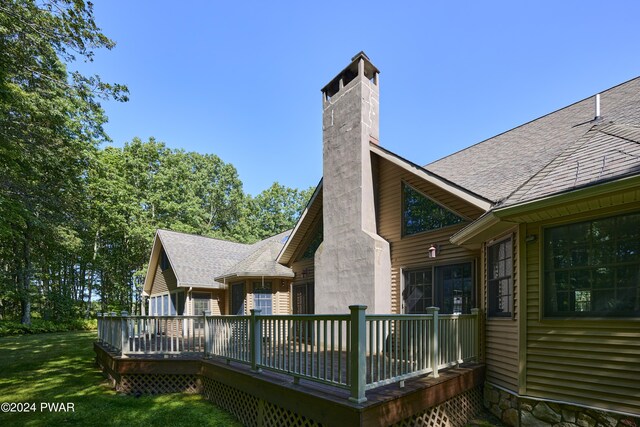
top-left (157, 228), bottom-right (250, 246)
top-left (426, 75), bottom-right (640, 168)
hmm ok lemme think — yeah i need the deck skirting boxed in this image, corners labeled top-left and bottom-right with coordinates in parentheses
top-left (94, 342), bottom-right (484, 427)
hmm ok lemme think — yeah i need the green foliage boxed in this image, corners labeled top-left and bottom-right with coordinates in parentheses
top-left (0, 2), bottom-right (313, 324)
top-left (0, 0), bottom-right (127, 325)
top-left (0, 318), bottom-right (97, 337)
top-left (0, 331), bottom-right (241, 426)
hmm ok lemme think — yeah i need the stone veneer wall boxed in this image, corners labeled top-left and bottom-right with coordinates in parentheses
top-left (484, 383), bottom-right (640, 427)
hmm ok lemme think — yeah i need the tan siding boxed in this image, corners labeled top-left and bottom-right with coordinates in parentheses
top-left (211, 289), bottom-right (224, 315)
top-left (292, 258), bottom-right (315, 285)
top-left (483, 229), bottom-right (520, 392)
top-left (525, 205), bottom-right (640, 415)
top-left (149, 264), bottom-right (177, 296)
top-left (376, 157), bottom-right (484, 314)
top-left (274, 281), bottom-right (291, 314)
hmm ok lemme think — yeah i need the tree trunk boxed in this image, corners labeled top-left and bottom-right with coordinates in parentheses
top-left (20, 226), bottom-right (32, 325)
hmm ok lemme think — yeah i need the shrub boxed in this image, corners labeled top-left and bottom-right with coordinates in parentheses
top-left (0, 318), bottom-right (97, 337)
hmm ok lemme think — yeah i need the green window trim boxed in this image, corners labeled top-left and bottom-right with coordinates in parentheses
top-left (543, 211), bottom-right (640, 318)
top-left (402, 182), bottom-right (465, 236)
top-left (487, 236), bottom-right (514, 318)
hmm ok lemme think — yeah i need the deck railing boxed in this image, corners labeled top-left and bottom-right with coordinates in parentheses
top-left (97, 306), bottom-right (479, 402)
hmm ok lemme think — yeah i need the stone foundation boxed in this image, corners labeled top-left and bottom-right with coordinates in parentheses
top-left (484, 383), bottom-right (640, 427)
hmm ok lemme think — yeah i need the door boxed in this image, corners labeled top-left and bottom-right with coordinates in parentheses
top-left (292, 282), bottom-right (314, 314)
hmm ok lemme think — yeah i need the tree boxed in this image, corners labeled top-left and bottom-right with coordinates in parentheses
top-left (0, 0), bottom-right (127, 324)
top-left (238, 183), bottom-right (315, 242)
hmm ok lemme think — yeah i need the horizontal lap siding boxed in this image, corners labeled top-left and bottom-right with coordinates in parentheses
top-left (274, 281), bottom-right (291, 314)
top-left (150, 264), bottom-right (177, 296)
top-left (376, 158), bottom-right (484, 314)
top-left (525, 219), bottom-right (640, 415)
top-left (484, 229), bottom-right (520, 392)
top-left (485, 320), bottom-right (519, 390)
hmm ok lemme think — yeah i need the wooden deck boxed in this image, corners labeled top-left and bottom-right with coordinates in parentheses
top-left (95, 341), bottom-right (485, 427)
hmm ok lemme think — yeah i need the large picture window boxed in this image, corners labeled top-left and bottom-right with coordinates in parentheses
top-left (544, 212), bottom-right (640, 317)
top-left (402, 183), bottom-right (465, 236)
top-left (488, 237), bottom-right (513, 317)
top-left (403, 263), bottom-right (474, 314)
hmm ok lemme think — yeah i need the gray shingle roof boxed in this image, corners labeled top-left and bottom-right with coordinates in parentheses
top-left (426, 77), bottom-right (640, 204)
top-left (216, 238), bottom-right (294, 280)
top-left (157, 229), bottom-right (293, 288)
top-left (158, 229), bottom-right (252, 287)
top-left (504, 123), bottom-right (640, 205)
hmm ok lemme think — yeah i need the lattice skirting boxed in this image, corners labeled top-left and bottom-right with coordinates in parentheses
top-left (392, 386), bottom-right (484, 427)
top-left (201, 377), bottom-right (321, 427)
top-left (118, 374), bottom-right (200, 395)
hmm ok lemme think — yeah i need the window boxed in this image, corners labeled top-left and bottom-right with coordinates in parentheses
top-left (403, 269), bottom-right (433, 314)
top-left (403, 263), bottom-right (474, 314)
top-left (170, 293), bottom-right (177, 315)
top-left (302, 225), bottom-right (323, 259)
top-left (160, 249), bottom-right (170, 271)
top-left (253, 282), bottom-right (273, 315)
top-left (402, 183), bottom-right (465, 236)
top-left (231, 283), bottom-right (245, 315)
top-left (488, 237), bottom-right (513, 317)
top-left (150, 296), bottom-right (156, 315)
top-left (192, 292), bottom-right (210, 315)
top-left (162, 294), bottom-right (168, 315)
top-left (544, 212), bottom-right (640, 317)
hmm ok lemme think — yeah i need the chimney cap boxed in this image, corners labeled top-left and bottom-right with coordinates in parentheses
top-left (321, 51), bottom-right (380, 97)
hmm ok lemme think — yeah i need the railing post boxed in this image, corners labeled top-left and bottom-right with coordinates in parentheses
top-left (349, 305), bottom-right (367, 403)
top-left (250, 309), bottom-right (262, 373)
top-left (471, 308), bottom-right (480, 362)
top-left (110, 312), bottom-right (117, 349)
top-left (120, 311), bottom-right (129, 356)
top-left (97, 313), bottom-right (102, 342)
top-left (427, 307), bottom-right (439, 378)
top-left (203, 310), bottom-right (211, 357)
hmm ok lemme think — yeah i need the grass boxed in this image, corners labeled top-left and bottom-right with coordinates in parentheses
top-left (0, 331), bottom-right (242, 427)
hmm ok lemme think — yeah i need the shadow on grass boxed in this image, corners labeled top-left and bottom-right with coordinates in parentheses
top-left (0, 331), bottom-right (241, 426)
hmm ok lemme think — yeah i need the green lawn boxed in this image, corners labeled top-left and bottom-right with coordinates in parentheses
top-left (0, 331), bottom-right (242, 427)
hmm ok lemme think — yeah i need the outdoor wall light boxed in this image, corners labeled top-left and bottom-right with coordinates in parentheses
top-left (428, 244), bottom-right (439, 258)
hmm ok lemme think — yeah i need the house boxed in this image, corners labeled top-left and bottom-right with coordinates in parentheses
top-left (277, 52), bottom-right (640, 423)
top-left (142, 229), bottom-right (293, 316)
top-left (140, 52), bottom-right (640, 424)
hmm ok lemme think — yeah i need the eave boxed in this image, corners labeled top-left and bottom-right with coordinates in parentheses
top-left (277, 180), bottom-right (323, 265)
top-left (370, 143), bottom-right (493, 212)
top-left (451, 174), bottom-right (640, 246)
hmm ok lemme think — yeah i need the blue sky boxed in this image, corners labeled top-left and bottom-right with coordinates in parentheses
top-left (83, 0), bottom-right (640, 196)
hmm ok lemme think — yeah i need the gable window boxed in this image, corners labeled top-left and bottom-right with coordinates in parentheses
top-left (160, 249), bottom-right (170, 271)
top-left (302, 224), bottom-right (323, 259)
top-left (488, 237), bottom-right (513, 317)
top-left (403, 262), bottom-right (474, 314)
top-left (402, 183), bottom-right (465, 236)
top-left (544, 212), bottom-right (640, 317)
top-left (253, 282), bottom-right (273, 315)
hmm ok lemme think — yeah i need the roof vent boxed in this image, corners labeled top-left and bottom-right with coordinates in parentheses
top-left (595, 93), bottom-right (601, 120)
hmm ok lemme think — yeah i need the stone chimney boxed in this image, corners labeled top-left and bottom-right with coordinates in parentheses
top-left (315, 52), bottom-right (392, 314)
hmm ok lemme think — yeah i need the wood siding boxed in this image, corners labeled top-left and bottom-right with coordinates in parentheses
top-left (225, 279), bottom-right (292, 315)
top-left (523, 204), bottom-right (640, 415)
top-left (483, 228), bottom-right (520, 392)
top-left (376, 157), bottom-right (484, 314)
top-left (149, 264), bottom-right (177, 296)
